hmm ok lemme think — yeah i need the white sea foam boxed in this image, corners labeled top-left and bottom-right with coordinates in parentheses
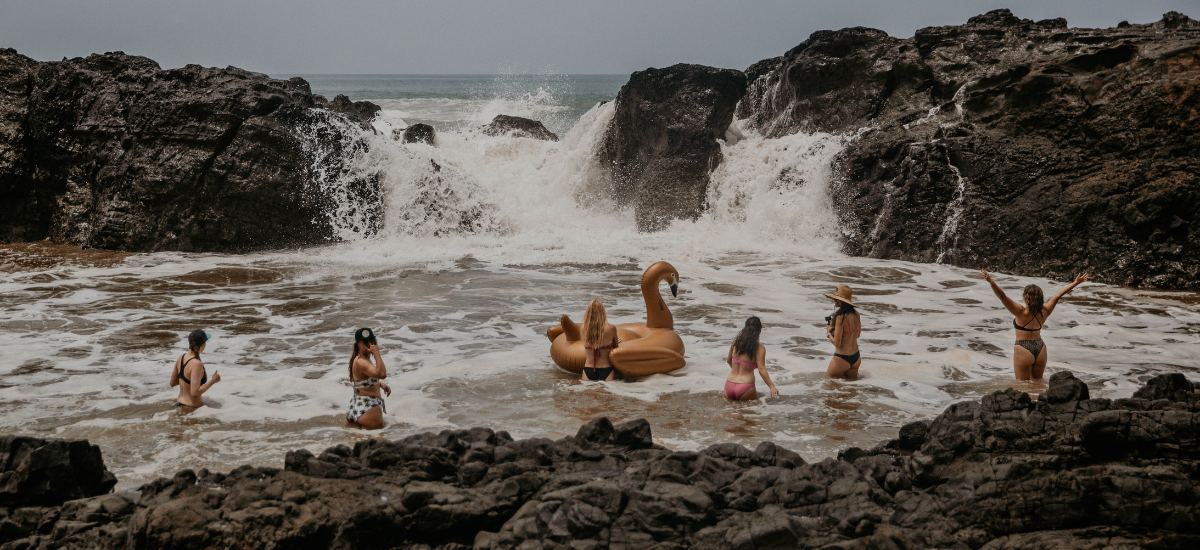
top-left (1, 80), bottom-right (1197, 489)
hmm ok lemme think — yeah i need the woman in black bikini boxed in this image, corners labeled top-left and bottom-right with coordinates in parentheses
top-left (825, 285), bottom-right (862, 380)
top-left (347, 327), bottom-right (391, 429)
top-left (581, 299), bottom-right (618, 382)
top-left (981, 269), bottom-right (1089, 381)
top-left (169, 329), bottom-right (221, 410)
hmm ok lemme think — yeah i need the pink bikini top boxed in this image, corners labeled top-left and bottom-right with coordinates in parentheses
top-left (732, 355), bottom-right (756, 369)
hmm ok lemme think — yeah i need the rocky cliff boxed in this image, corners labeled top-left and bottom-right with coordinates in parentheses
top-left (738, 10), bottom-right (1200, 289)
top-left (0, 49), bottom-right (381, 252)
top-left (598, 64), bottom-right (746, 231)
top-left (1, 372), bottom-right (1196, 548)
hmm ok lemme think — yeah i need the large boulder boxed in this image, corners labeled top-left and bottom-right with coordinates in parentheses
top-left (0, 436), bottom-right (115, 506)
top-left (398, 123), bottom-right (436, 145)
top-left (740, 11), bottom-right (1200, 289)
top-left (599, 64), bottom-right (746, 231)
top-left (0, 49), bottom-right (382, 252)
top-left (480, 115), bottom-right (558, 141)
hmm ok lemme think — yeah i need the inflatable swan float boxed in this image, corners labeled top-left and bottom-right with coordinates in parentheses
top-left (546, 261), bottom-right (685, 378)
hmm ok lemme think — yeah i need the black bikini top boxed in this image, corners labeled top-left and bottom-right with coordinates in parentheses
top-left (179, 354), bottom-right (208, 385)
top-left (1013, 313), bottom-right (1042, 332)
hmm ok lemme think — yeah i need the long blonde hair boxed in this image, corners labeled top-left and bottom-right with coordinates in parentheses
top-left (584, 299), bottom-right (608, 348)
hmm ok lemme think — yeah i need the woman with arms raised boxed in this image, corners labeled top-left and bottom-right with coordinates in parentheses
top-left (981, 269), bottom-right (1089, 381)
top-left (346, 328), bottom-right (391, 429)
top-left (725, 316), bottom-right (780, 400)
top-left (170, 329), bottom-right (221, 410)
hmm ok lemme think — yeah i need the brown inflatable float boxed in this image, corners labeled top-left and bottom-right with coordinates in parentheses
top-left (546, 261), bottom-right (685, 378)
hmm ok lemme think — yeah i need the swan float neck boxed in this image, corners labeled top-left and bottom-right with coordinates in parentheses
top-left (641, 261), bottom-right (678, 330)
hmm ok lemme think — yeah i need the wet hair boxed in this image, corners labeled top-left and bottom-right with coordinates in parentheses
top-left (732, 316), bottom-right (762, 358)
top-left (187, 330), bottom-right (208, 359)
top-left (583, 299), bottom-right (608, 348)
top-left (1023, 285), bottom-right (1044, 319)
top-left (348, 328), bottom-right (377, 378)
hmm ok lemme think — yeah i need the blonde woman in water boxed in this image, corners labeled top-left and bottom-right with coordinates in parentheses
top-left (581, 299), bottom-right (619, 381)
top-left (981, 269), bottom-right (1089, 381)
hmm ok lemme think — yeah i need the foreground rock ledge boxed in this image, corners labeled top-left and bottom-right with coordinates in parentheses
top-left (1, 372), bottom-right (1197, 548)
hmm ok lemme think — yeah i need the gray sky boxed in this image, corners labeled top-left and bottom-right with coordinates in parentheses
top-left (2, 0), bottom-right (1195, 74)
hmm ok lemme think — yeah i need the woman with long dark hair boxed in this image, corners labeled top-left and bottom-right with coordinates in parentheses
top-left (581, 299), bottom-right (618, 381)
top-left (346, 327), bottom-right (391, 429)
top-left (169, 329), bottom-right (221, 410)
top-left (825, 285), bottom-right (862, 380)
top-left (981, 269), bottom-right (1089, 381)
top-left (724, 316), bottom-right (780, 400)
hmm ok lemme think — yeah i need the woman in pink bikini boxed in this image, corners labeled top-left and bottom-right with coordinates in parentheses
top-left (724, 316), bottom-right (780, 400)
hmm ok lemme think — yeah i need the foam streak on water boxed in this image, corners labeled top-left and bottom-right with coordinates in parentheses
top-left (1, 77), bottom-right (1197, 488)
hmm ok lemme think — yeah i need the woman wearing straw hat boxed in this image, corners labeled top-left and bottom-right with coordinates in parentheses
top-left (825, 285), bottom-right (862, 379)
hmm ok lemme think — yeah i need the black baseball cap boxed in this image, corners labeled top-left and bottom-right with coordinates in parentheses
top-left (354, 328), bottom-right (377, 343)
top-left (188, 330), bottom-right (209, 348)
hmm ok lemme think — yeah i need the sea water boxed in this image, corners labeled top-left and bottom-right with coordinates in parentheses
top-left (1, 74), bottom-right (1197, 488)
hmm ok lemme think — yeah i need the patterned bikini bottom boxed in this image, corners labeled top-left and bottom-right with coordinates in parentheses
top-left (347, 394), bottom-right (385, 423)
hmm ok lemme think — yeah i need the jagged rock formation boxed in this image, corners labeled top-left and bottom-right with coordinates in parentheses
top-left (738, 10), bottom-right (1200, 289)
top-left (480, 115), bottom-right (558, 141)
top-left (2, 372), bottom-right (1197, 548)
top-left (598, 64), bottom-right (746, 231)
top-left (0, 49), bottom-right (382, 252)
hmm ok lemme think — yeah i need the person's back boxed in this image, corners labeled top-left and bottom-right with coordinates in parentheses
top-left (724, 316), bottom-right (780, 400)
top-left (581, 299), bottom-right (618, 381)
top-left (169, 330), bottom-right (220, 410)
top-left (825, 285), bottom-right (862, 380)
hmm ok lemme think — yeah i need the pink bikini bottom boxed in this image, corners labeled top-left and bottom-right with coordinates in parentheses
top-left (724, 380), bottom-right (756, 400)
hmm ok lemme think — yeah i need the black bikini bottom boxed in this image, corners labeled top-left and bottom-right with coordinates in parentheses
top-left (583, 367), bottom-right (614, 381)
top-left (834, 351), bottom-right (861, 365)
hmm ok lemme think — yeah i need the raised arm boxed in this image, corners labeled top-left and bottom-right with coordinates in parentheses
top-left (755, 346), bottom-right (780, 398)
top-left (980, 269), bottom-right (1022, 316)
top-left (1044, 273), bottom-right (1089, 316)
top-left (359, 344), bottom-right (387, 379)
top-left (187, 361), bottom-right (221, 398)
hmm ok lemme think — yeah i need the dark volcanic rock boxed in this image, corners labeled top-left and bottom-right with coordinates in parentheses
top-left (4, 373), bottom-right (1198, 548)
top-left (397, 123), bottom-right (436, 145)
top-left (600, 64), bottom-right (746, 231)
top-left (322, 93), bottom-right (380, 123)
top-left (738, 11), bottom-right (1200, 289)
top-left (0, 436), bottom-right (115, 506)
top-left (480, 114), bottom-right (558, 141)
top-left (0, 49), bottom-right (382, 252)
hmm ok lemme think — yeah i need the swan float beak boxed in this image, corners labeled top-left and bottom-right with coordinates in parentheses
top-left (670, 283), bottom-right (678, 297)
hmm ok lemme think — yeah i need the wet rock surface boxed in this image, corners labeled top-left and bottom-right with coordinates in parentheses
top-left (0, 49), bottom-right (381, 252)
top-left (599, 63), bottom-right (746, 231)
top-left (737, 11), bottom-right (1200, 289)
top-left (398, 123), bottom-right (437, 145)
top-left (3, 373), bottom-right (1197, 548)
top-left (480, 115), bottom-right (558, 141)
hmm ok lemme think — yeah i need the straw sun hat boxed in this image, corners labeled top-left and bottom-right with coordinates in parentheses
top-left (827, 284), bottom-right (855, 306)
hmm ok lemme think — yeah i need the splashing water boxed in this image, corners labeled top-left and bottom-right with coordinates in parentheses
top-left (1, 75), bottom-right (1197, 490)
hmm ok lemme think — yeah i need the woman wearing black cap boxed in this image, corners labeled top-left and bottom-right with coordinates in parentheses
top-left (347, 327), bottom-right (391, 429)
top-left (170, 329), bottom-right (221, 410)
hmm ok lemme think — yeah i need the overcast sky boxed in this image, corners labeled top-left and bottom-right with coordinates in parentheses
top-left (2, 0), bottom-right (1195, 74)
